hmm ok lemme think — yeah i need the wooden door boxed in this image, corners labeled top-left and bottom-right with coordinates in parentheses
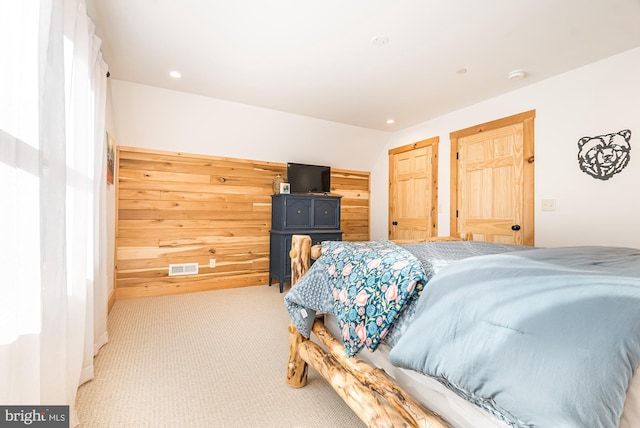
top-left (389, 137), bottom-right (438, 241)
top-left (450, 111), bottom-right (535, 245)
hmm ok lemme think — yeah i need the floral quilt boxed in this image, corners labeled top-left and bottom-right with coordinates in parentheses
top-left (320, 240), bottom-right (426, 357)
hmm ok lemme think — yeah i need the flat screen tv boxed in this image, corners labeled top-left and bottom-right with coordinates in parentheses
top-left (287, 163), bottom-right (331, 194)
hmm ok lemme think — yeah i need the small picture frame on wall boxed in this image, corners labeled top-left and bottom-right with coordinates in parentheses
top-left (280, 182), bottom-right (290, 194)
top-left (106, 132), bottom-right (115, 185)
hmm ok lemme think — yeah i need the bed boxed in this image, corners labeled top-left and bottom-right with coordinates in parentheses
top-left (283, 236), bottom-right (640, 428)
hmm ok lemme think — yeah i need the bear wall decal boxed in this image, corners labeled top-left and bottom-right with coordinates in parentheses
top-left (577, 129), bottom-right (631, 180)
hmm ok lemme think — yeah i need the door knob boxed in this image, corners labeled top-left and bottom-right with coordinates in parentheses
top-left (392, 221), bottom-right (398, 226)
top-left (511, 225), bottom-right (521, 231)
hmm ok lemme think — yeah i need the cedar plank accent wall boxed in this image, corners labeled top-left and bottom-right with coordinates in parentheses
top-left (115, 146), bottom-right (370, 299)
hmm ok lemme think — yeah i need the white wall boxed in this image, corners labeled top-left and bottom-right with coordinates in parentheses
top-left (109, 81), bottom-right (389, 171)
top-left (106, 81), bottom-right (391, 296)
top-left (108, 47), bottom-right (640, 250)
top-left (105, 80), bottom-right (117, 298)
top-left (371, 47), bottom-right (640, 248)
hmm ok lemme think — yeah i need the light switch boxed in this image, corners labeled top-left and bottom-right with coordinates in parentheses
top-left (541, 199), bottom-right (556, 211)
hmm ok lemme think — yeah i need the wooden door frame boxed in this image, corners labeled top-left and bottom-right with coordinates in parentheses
top-left (449, 110), bottom-right (536, 245)
top-left (388, 136), bottom-right (439, 239)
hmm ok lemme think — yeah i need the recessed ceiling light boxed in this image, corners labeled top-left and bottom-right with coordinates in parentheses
top-left (456, 68), bottom-right (468, 74)
top-left (386, 119), bottom-right (395, 124)
top-left (507, 69), bottom-right (526, 81)
top-left (372, 35), bottom-right (390, 46)
top-left (169, 70), bottom-right (182, 79)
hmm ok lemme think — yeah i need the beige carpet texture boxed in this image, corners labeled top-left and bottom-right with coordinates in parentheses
top-left (76, 285), bottom-right (365, 428)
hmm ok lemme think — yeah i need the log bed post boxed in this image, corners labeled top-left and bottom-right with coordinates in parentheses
top-left (286, 323), bottom-right (309, 388)
top-left (286, 235), bottom-right (312, 388)
top-left (285, 234), bottom-right (451, 428)
top-left (289, 234), bottom-right (311, 286)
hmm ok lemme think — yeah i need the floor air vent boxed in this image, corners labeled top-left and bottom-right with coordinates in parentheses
top-left (168, 263), bottom-right (199, 276)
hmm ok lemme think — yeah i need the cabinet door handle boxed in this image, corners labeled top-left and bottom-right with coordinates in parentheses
top-left (297, 210), bottom-right (301, 214)
top-left (324, 210), bottom-right (328, 215)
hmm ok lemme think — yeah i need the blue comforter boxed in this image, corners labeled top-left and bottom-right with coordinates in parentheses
top-left (389, 246), bottom-right (640, 428)
top-left (284, 240), bottom-right (529, 353)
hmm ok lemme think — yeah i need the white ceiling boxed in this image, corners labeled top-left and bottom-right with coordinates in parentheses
top-left (86, 0), bottom-right (640, 131)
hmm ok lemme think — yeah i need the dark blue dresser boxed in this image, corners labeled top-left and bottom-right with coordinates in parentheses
top-left (269, 194), bottom-right (342, 292)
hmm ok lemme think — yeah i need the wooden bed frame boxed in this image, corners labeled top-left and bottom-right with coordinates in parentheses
top-left (285, 235), bottom-right (469, 428)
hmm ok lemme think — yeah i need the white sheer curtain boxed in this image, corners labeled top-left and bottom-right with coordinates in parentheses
top-left (0, 0), bottom-right (109, 425)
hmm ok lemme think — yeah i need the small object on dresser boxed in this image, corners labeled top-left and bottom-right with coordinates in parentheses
top-left (280, 182), bottom-right (290, 194)
top-left (272, 174), bottom-right (284, 194)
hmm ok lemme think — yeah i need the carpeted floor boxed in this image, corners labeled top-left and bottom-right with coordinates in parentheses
top-left (75, 285), bottom-right (366, 428)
